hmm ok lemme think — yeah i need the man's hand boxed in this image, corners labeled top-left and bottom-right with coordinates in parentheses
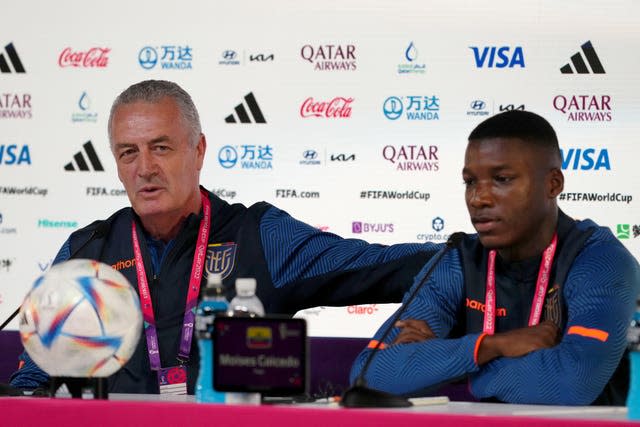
top-left (393, 319), bottom-right (436, 344)
top-left (477, 320), bottom-right (560, 365)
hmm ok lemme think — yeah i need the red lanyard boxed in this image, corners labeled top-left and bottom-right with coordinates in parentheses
top-left (131, 190), bottom-right (211, 369)
top-left (482, 233), bottom-right (558, 335)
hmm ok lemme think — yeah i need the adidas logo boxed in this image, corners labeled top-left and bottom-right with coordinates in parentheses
top-left (560, 40), bottom-right (605, 74)
top-left (64, 141), bottom-right (104, 171)
top-left (0, 42), bottom-right (26, 74)
top-left (225, 92), bottom-right (266, 123)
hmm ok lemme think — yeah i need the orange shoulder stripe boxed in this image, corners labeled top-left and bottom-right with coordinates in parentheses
top-left (567, 326), bottom-right (609, 342)
top-left (367, 339), bottom-right (387, 350)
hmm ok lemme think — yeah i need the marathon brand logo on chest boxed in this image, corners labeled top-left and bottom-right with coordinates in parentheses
top-left (206, 242), bottom-right (237, 279)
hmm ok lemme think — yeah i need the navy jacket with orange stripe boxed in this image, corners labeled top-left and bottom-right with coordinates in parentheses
top-left (350, 210), bottom-right (640, 405)
top-left (11, 187), bottom-right (439, 394)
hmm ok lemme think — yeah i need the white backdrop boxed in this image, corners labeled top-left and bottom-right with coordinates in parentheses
top-left (1, 0), bottom-right (638, 336)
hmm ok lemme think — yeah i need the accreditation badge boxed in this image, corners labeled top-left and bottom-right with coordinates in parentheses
top-left (157, 365), bottom-right (188, 395)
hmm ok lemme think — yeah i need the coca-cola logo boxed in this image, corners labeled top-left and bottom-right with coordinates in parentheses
top-left (58, 47), bottom-right (110, 68)
top-left (300, 97), bottom-right (353, 118)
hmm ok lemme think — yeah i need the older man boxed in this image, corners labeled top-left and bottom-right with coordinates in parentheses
top-left (11, 80), bottom-right (438, 394)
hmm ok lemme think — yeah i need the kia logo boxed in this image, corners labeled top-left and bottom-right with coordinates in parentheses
top-left (303, 150), bottom-right (318, 160)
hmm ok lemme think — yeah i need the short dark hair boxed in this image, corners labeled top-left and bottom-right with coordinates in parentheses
top-left (468, 110), bottom-right (561, 162)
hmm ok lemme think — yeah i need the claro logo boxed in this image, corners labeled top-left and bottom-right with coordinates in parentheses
top-left (347, 304), bottom-right (379, 315)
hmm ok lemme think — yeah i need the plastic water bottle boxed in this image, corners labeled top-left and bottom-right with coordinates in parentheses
top-left (627, 300), bottom-right (640, 419)
top-left (228, 277), bottom-right (265, 318)
top-left (195, 273), bottom-right (228, 403)
top-left (226, 278), bottom-right (264, 405)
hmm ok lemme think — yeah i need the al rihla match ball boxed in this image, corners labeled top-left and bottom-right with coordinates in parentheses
top-left (19, 259), bottom-right (142, 378)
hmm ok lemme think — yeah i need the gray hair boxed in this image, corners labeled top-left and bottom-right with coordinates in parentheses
top-left (107, 80), bottom-right (202, 148)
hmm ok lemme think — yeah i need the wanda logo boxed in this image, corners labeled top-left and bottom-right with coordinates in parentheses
top-left (300, 97), bottom-right (353, 118)
top-left (58, 47), bottom-right (110, 68)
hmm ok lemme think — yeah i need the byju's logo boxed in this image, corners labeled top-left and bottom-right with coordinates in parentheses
top-left (225, 92), bottom-right (266, 123)
top-left (382, 95), bottom-right (440, 121)
top-left (138, 45), bottom-right (193, 70)
top-left (300, 44), bottom-right (356, 71)
top-left (561, 148), bottom-right (610, 171)
top-left (382, 145), bottom-right (439, 172)
top-left (352, 221), bottom-right (394, 234)
top-left (300, 150), bottom-right (320, 165)
top-left (0, 93), bottom-right (32, 119)
top-left (64, 141), bottom-right (104, 171)
top-left (560, 41), bottom-right (605, 74)
top-left (72, 92), bottom-right (98, 123)
top-left (0, 144), bottom-right (31, 165)
top-left (58, 47), bottom-right (110, 68)
top-left (552, 95), bottom-right (611, 122)
top-left (300, 97), bottom-right (353, 118)
top-left (470, 46), bottom-right (525, 68)
top-left (0, 42), bottom-right (25, 73)
top-left (398, 42), bottom-right (426, 74)
top-left (218, 145), bottom-right (273, 170)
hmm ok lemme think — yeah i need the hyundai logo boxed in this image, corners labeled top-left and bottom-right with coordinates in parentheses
top-left (138, 46), bottom-right (158, 70)
top-left (222, 50), bottom-right (237, 60)
top-left (470, 100), bottom-right (486, 110)
top-left (303, 150), bottom-right (318, 160)
top-left (383, 96), bottom-right (403, 120)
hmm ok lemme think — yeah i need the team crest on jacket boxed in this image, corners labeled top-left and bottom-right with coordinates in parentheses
top-left (205, 242), bottom-right (237, 279)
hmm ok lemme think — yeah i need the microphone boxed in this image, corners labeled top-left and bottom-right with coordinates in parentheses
top-left (340, 232), bottom-right (465, 408)
top-left (0, 221), bottom-right (110, 332)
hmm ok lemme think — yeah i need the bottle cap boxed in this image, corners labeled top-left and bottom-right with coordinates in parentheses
top-left (235, 278), bottom-right (257, 296)
top-left (206, 273), bottom-right (223, 288)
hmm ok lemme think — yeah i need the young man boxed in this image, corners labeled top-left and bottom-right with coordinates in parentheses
top-left (11, 80), bottom-right (438, 394)
top-left (350, 110), bottom-right (640, 405)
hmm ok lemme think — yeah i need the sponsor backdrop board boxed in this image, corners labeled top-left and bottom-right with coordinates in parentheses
top-left (0, 0), bottom-right (638, 337)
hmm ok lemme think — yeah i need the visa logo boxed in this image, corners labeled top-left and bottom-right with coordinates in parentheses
top-left (561, 148), bottom-right (610, 170)
top-left (470, 46), bottom-right (525, 68)
top-left (0, 144), bottom-right (31, 165)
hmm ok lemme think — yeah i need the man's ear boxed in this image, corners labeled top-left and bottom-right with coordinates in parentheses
top-left (195, 133), bottom-right (206, 171)
top-left (548, 168), bottom-right (564, 198)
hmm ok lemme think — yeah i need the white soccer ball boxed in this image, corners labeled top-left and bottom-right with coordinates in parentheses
top-left (19, 259), bottom-right (142, 378)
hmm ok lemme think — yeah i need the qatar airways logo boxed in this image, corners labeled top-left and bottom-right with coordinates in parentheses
top-left (382, 145), bottom-right (439, 172)
top-left (58, 47), bottom-right (110, 68)
top-left (552, 95), bottom-right (612, 122)
top-left (300, 97), bottom-right (353, 118)
top-left (300, 44), bottom-right (356, 71)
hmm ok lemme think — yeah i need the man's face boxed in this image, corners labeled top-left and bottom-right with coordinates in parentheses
top-left (462, 137), bottom-right (555, 255)
top-left (110, 97), bottom-right (205, 222)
